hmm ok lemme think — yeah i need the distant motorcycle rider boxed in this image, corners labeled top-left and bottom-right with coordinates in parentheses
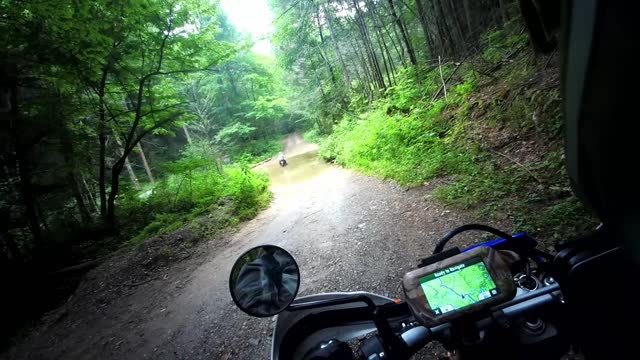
top-left (277, 152), bottom-right (287, 167)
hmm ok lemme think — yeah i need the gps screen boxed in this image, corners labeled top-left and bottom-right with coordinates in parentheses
top-left (419, 257), bottom-right (499, 315)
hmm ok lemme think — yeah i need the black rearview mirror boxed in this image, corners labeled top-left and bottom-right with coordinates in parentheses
top-left (229, 245), bottom-right (300, 317)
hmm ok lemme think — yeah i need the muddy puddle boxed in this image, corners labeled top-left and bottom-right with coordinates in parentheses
top-left (258, 150), bottom-right (330, 188)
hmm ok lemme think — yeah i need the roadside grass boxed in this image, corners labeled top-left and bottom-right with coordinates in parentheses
top-left (119, 165), bottom-right (272, 248)
top-left (316, 40), bottom-right (597, 242)
top-left (116, 137), bottom-right (275, 250)
top-left (302, 128), bottom-right (326, 144)
top-left (108, 130), bottom-right (287, 251)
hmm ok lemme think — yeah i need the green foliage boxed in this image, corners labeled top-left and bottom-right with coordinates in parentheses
top-left (215, 123), bottom-right (257, 146)
top-left (183, 46), bottom-right (295, 163)
top-left (245, 96), bottom-right (288, 120)
top-left (319, 70), bottom-right (477, 185)
top-left (303, 128), bottom-right (325, 144)
top-left (482, 29), bottom-right (529, 62)
top-left (119, 154), bottom-right (271, 246)
top-left (180, 139), bottom-right (219, 164)
top-left (318, 49), bottom-right (595, 241)
top-left (231, 137), bottom-right (282, 163)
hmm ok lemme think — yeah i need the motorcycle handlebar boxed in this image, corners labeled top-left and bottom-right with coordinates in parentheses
top-left (400, 283), bottom-right (562, 352)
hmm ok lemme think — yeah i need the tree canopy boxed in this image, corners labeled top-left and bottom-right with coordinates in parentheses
top-left (2, 0), bottom-right (564, 347)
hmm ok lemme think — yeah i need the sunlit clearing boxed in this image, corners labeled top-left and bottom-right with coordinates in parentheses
top-left (220, 0), bottom-right (273, 55)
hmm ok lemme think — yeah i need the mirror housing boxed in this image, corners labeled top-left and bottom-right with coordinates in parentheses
top-left (229, 245), bottom-right (300, 317)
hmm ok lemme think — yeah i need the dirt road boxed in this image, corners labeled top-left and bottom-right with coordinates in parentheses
top-left (4, 134), bottom-right (486, 360)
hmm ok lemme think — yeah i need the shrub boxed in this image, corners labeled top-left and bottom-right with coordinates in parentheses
top-left (315, 48), bottom-right (595, 241)
top-left (118, 153), bottom-right (271, 246)
top-left (302, 128), bottom-right (324, 143)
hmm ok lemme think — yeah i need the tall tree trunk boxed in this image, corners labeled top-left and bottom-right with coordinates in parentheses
top-left (313, 67), bottom-right (327, 101)
top-left (106, 162), bottom-right (123, 231)
top-left (98, 128), bottom-right (107, 218)
top-left (351, 37), bottom-right (374, 102)
top-left (367, 0), bottom-right (398, 84)
top-left (352, 0), bottom-right (385, 91)
top-left (365, 0), bottom-right (394, 86)
top-left (355, 36), bottom-right (376, 96)
top-left (60, 121), bottom-right (91, 225)
top-left (98, 129), bottom-right (106, 217)
top-left (498, 0), bottom-right (509, 24)
top-left (183, 124), bottom-right (192, 144)
top-left (462, 0), bottom-right (473, 35)
top-left (430, 0), bottom-right (455, 57)
top-left (387, 0), bottom-right (417, 66)
top-left (82, 176), bottom-right (100, 214)
top-left (97, 66), bottom-right (109, 220)
top-left (6, 69), bottom-right (42, 245)
top-left (348, 39), bottom-right (372, 101)
top-left (317, 46), bottom-right (338, 88)
top-left (445, 0), bottom-right (467, 54)
top-left (386, 19), bottom-right (408, 68)
top-left (124, 157), bottom-right (139, 189)
top-left (137, 141), bottom-right (154, 183)
top-left (325, 4), bottom-right (352, 89)
top-left (377, 33), bottom-right (393, 87)
top-left (114, 135), bottom-right (140, 189)
top-left (351, 64), bottom-right (369, 100)
top-left (315, 5), bottom-right (339, 88)
top-left (415, 0), bottom-right (436, 59)
top-left (372, 22), bottom-right (395, 87)
top-left (69, 173), bottom-right (91, 225)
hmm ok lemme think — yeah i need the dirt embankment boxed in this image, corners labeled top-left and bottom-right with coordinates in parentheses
top-left (3, 135), bottom-right (504, 360)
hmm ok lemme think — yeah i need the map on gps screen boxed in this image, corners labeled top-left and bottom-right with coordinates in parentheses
top-left (419, 257), bottom-right (498, 314)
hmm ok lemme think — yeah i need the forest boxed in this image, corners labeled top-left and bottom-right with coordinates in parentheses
top-left (1, 0), bottom-right (593, 349)
top-left (270, 0), bottom-right (591, 239)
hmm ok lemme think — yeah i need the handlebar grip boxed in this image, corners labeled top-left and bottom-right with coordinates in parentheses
top-left (400, 326), bottom-right (431, 350)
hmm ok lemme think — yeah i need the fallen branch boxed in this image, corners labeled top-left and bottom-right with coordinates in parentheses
top-left (49, 258), bottom-right (106, 277)
top-left (490, 149), bottom-right (543, 184)
top-left (431, 61), bottom-right (463, 102)
top-left (438, 56), bottom-right (447, 100)
top-left (475, 68), bottom-right (497, 80)
top-left (543, 48), bottom-right (558, 70)
top-left (489, 45), bottom-right (527, 73)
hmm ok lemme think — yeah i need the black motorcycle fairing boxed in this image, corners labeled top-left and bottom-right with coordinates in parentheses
top-left (301, 339), bottom-right (353, 360)
top-left (562, 0), bottom-right (640, 265)
top-left (272, 292), bottom-right (412, 360)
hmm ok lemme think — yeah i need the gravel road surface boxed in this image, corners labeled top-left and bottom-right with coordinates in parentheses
top-left (4, 135), bottom-right (492, 360)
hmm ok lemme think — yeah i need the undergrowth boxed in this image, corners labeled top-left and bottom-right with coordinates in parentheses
top-left (227, 136), bottom-right (282, 163)
top-left (316, 32), bottom-right (596, 242)
top-left (303, 128), bottom-right (325, 144)
top-left (117, 143), bottom-right (272, 248)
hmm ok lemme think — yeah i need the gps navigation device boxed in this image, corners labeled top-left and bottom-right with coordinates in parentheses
top-left (403, 246), bottom-right (516, 326)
